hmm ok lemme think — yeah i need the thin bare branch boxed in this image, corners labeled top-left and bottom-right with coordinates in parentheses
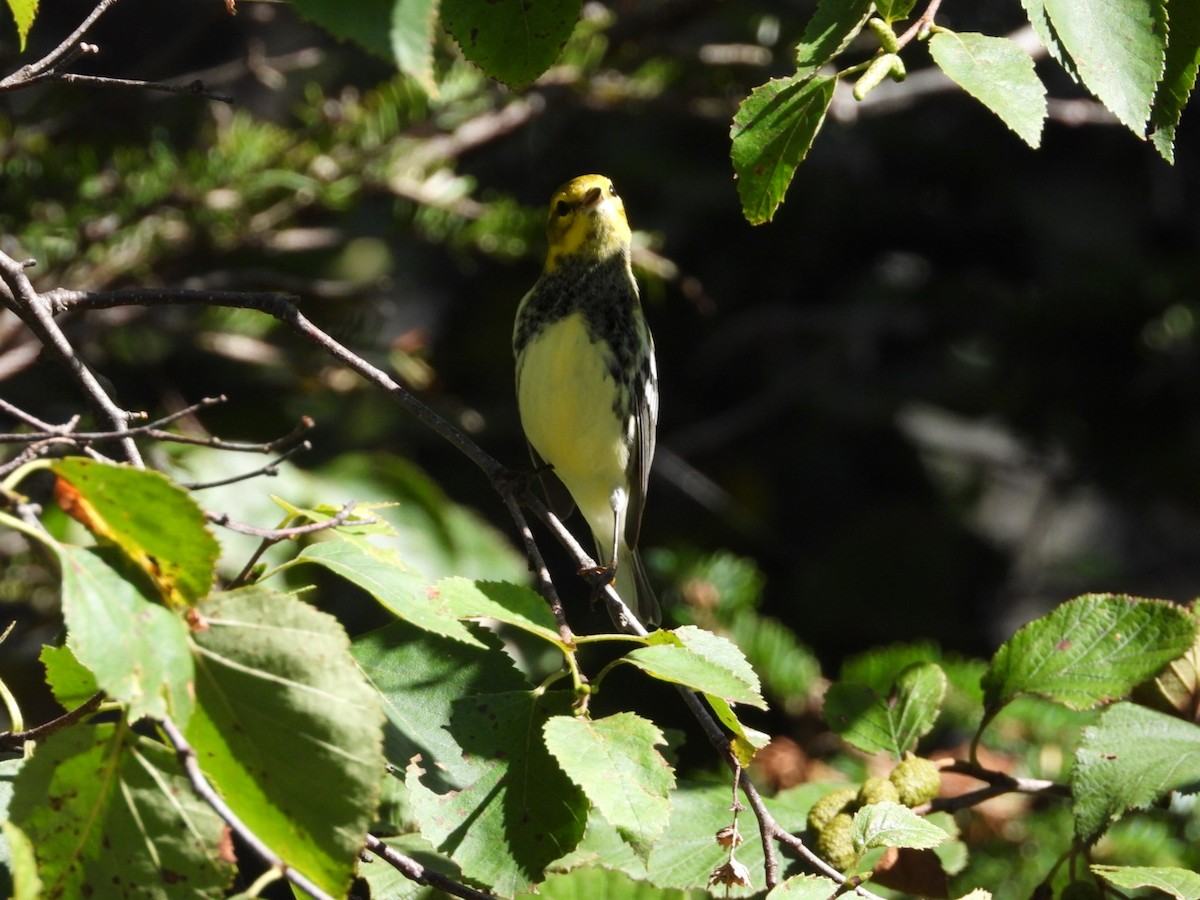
top-left (180, 441), bottom-right (312, 490)
top-left (0, 691), bottom-right (105, 753)
top-left (364, 835), bottom-right (494, 900)
top-left (0, 252), bottom-right (142, 465)
top-left (0, 0), bottom-right (122, 85)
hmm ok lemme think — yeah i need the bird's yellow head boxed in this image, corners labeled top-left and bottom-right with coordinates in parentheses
top-left (543, 174), bottom-right (632, 272)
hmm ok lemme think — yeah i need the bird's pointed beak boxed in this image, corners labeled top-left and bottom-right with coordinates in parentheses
top-left (583, 186), bottom-right (603, 207)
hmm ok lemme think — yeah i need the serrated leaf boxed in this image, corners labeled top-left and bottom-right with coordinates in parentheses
top-left (731, 74), bottom-right (835, 225)
top-left (1092, 864), bottom-right (1200, 899)
top-left (543, 713), bottom-right (675, 856)
top-left (1043, 0), bottom-right (1167, 133)
top-left (630, 629), bottom-right (765, 708)
top-left (51, 457), bottom-right (217, 607)
top-left (441, 0), bottom-right (582, 90)
top-left (851, 802), bottom-right (946, 852)
top-left (928, 31), bottom-right (1046, 148)
top-left (982, 594), bottom-right (1197, 714)
top-left (1149, 0), bottom-right (1200, 161)
top-left (407, 691), bottom-right (587, 895)
top-left (1071, 702), bottom-right (1200, 843)
top-left (186, 586), bottom-right (384, 897)
top-left (825, 662), bottom-right (947, 757)
top-left (288, 540), bottom-right (485, 647)
top-left (669, 626), bottom-right (764, 699)
top-left (8, 725), bottom-right (232, 899)
top-left (57, 544), bottom-right (193, 724)
top-left (768, 873), bottom-right (843, 898)
top-left (794, 0), bottom-right (873, 75)
top-left (353, 619), bottom-right (529, 791)
top-left (292, 0), bottom-right (399, 63)
top-left (1138, 599), bottom-right (1200, 717)
top-left (39, 644), bottom-right (99, 709)
top-left (434, 576), bottom-right (566, 647)
top-left (1021, 0), bottom-right (1080, 81)
top-left (5, 0), bottom-right (38, 52)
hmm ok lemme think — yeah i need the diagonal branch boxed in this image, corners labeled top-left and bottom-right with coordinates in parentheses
top-left (0, 253), bottom-right (142, 466)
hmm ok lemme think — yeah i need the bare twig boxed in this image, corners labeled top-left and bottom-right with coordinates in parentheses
top-left (0, 0), bottom-right (122, 84)
top-left (205, 502), bottom-right (364, 540)
top-left (0, 396), bottom-right (226, 445)
top-left (180, 441), bottom-right (312, 490)
top-left (208, 502), bottom-right (368, 587)
top-left (925, 759), bottom-right (1071, 814)
top-left (0, 0), bottom-right (232, 102)
top-left (363, 835), bottom-right (494, 900)
top-left (50, 73), bottom-right (233, 103)
top-left (0, 252), bottom-right (142, 465)
top-left (0, 691), bottom-right (105, 753)
top-left (159, 717), bottom-right (339, 900)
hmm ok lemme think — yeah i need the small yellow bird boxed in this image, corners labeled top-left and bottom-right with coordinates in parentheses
top-left (513, 175), bottom-right (660, 628)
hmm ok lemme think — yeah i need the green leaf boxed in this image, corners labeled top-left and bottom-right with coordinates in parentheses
top-left (981, 594), bottom-right (1197, 714)
top-left (292, 0), bottom-right (399, 63)
top-left (0, 758), bottom-right (29, 900)
top-left (392, 0), bottom-right (439, 93)
top-left (4, 0), bottom-right (38, 52)
top-left (527, 864), bottom-right (708, 898)
top-left (435, 576), bottom-right (566, 647)
top-left (851, 801), bottom-right (947, 852)
top-left (407, 690), bottom-right (588, 895)
top-left (794, 0), bottom-right (873, 76)
top-left (630, 629), bottom-right (765, 708)
top-left (39, 644), bottom-right (99, 709)
top-left (1021, 0), bottom-right (1079, 81)
top-left (287, 540), bottom-right (486, 647)
top-left (353, 619), bottom-right (529, 790)
top-left (1092, 864), bottom-right (1200, 899)
top-left (1042, 0), bottom-right (1167, 132)
top-left (51, 457), bottom-right (217, 607)
top-left (186, 586), bottom-right (385, 897)
top-left (543, 713), bottom-right (675, 856)
top-left (1071, 702), bottom-right (1200, 843)
top-left (731, 74), bottom-right (835, 225)
top-left (8, 725), bottom-right (233, 899)
top-left (873, 0), bottom-right (919, 23)
top-left (704, 694), bottom-right (771, 766)
top-left (441, 0), bottom-right (582, 90)
top-left (57, 543), bottom-right (193, 724)
top-left (928, 31), bottom-right (1047, 148)
top-left (768, 874), bottom-right (843, 899)
top-left (825, 662), bottom-right (947, 757)
top-left (1149, 0), bottom-right (1200, 161)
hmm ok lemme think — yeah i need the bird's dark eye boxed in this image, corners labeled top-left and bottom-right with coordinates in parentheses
top-left (555, 200), bottom-right (571, 217)
top-left (607, 183), bottom-right (617, 196)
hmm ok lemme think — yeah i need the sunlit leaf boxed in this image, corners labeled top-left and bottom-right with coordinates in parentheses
top-left (187, 586), bottom-right (384, 897)
top-left (928, 31), bottom-right (1046, 148)
top-left (730, 74), bottom-right (835, 225)
top-left (1072, 702), bottom-right (1200, 843)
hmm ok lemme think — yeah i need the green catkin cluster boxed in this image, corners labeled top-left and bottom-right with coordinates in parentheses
top-left (808, 756), bottom-right (942, 871)
top-left (889, 756), bottom-right (941, 806)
